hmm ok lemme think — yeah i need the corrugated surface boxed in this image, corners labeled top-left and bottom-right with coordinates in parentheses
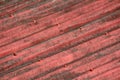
top-left (0, 0), bottom-right (120, 80)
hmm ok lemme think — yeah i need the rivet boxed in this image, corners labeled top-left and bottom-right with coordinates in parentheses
top-left (13, 52), bottom-right (17, 56)
top-left (33, 20), bottom-right (38, 24)
top-left (9, 14), bottom-right (13, 17)
top-left (64, 65), bottom-right (67, 68)
top-left (105, 32), bottom-right (108, 35)
top-left (80, 27), bottom-right (82, 30)
top-left (89, 69), bottom-right (93, 72)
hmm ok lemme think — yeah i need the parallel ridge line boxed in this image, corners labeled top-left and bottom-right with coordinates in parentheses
top-left (92, 66), bottom-right (120, 80)
top-left (0, 0), bottom-right (120, 58)
top-left (0, 15), bottom-right (120, 67)
top-left (0, 0), bottom-right (29, 11)
top-left (0, 0), bottom-right (97, 46)
top-left (0, 0), bottom-right (53, 19)
top-left (39, 43), bottom-right (120, 80)
top-left (0, 26), bottom-right (119, 78)
top-left (73, 60), bottom-right (120, 80)
top-left (0, 0), bottom-right (88, 31)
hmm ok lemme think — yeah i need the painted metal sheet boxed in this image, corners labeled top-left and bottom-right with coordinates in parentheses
top-left (0, 0), bottom-right (120, 80)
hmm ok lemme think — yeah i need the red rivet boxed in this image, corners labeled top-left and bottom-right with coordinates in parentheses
top-left (9, 14), bottom-right (13, 17)
top-left (13, 53), bottom-right (17, 56)
top-left (80, 27), bottom-right (82, 30)
top-left (105, 32), bottom-right (108, 35)
top-left (33, 20), bottom-right (37, 24)
top-left (89, 69), bottom-right (93, 71)
top-left (64, 65), bottom-right (67, 68)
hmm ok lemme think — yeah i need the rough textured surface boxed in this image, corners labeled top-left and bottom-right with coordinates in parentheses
top-left (0, 0), bottom-right (120, 80)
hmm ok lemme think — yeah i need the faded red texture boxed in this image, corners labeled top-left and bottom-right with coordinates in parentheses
top-left (0, 0), bottom-right (120, 80)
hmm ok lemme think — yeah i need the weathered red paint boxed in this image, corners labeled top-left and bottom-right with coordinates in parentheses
top-left (0, 0), bottom-right (120, 80)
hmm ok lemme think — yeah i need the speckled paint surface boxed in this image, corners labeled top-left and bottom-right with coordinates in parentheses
top-left (0, 0), bottom-right (120, 80)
